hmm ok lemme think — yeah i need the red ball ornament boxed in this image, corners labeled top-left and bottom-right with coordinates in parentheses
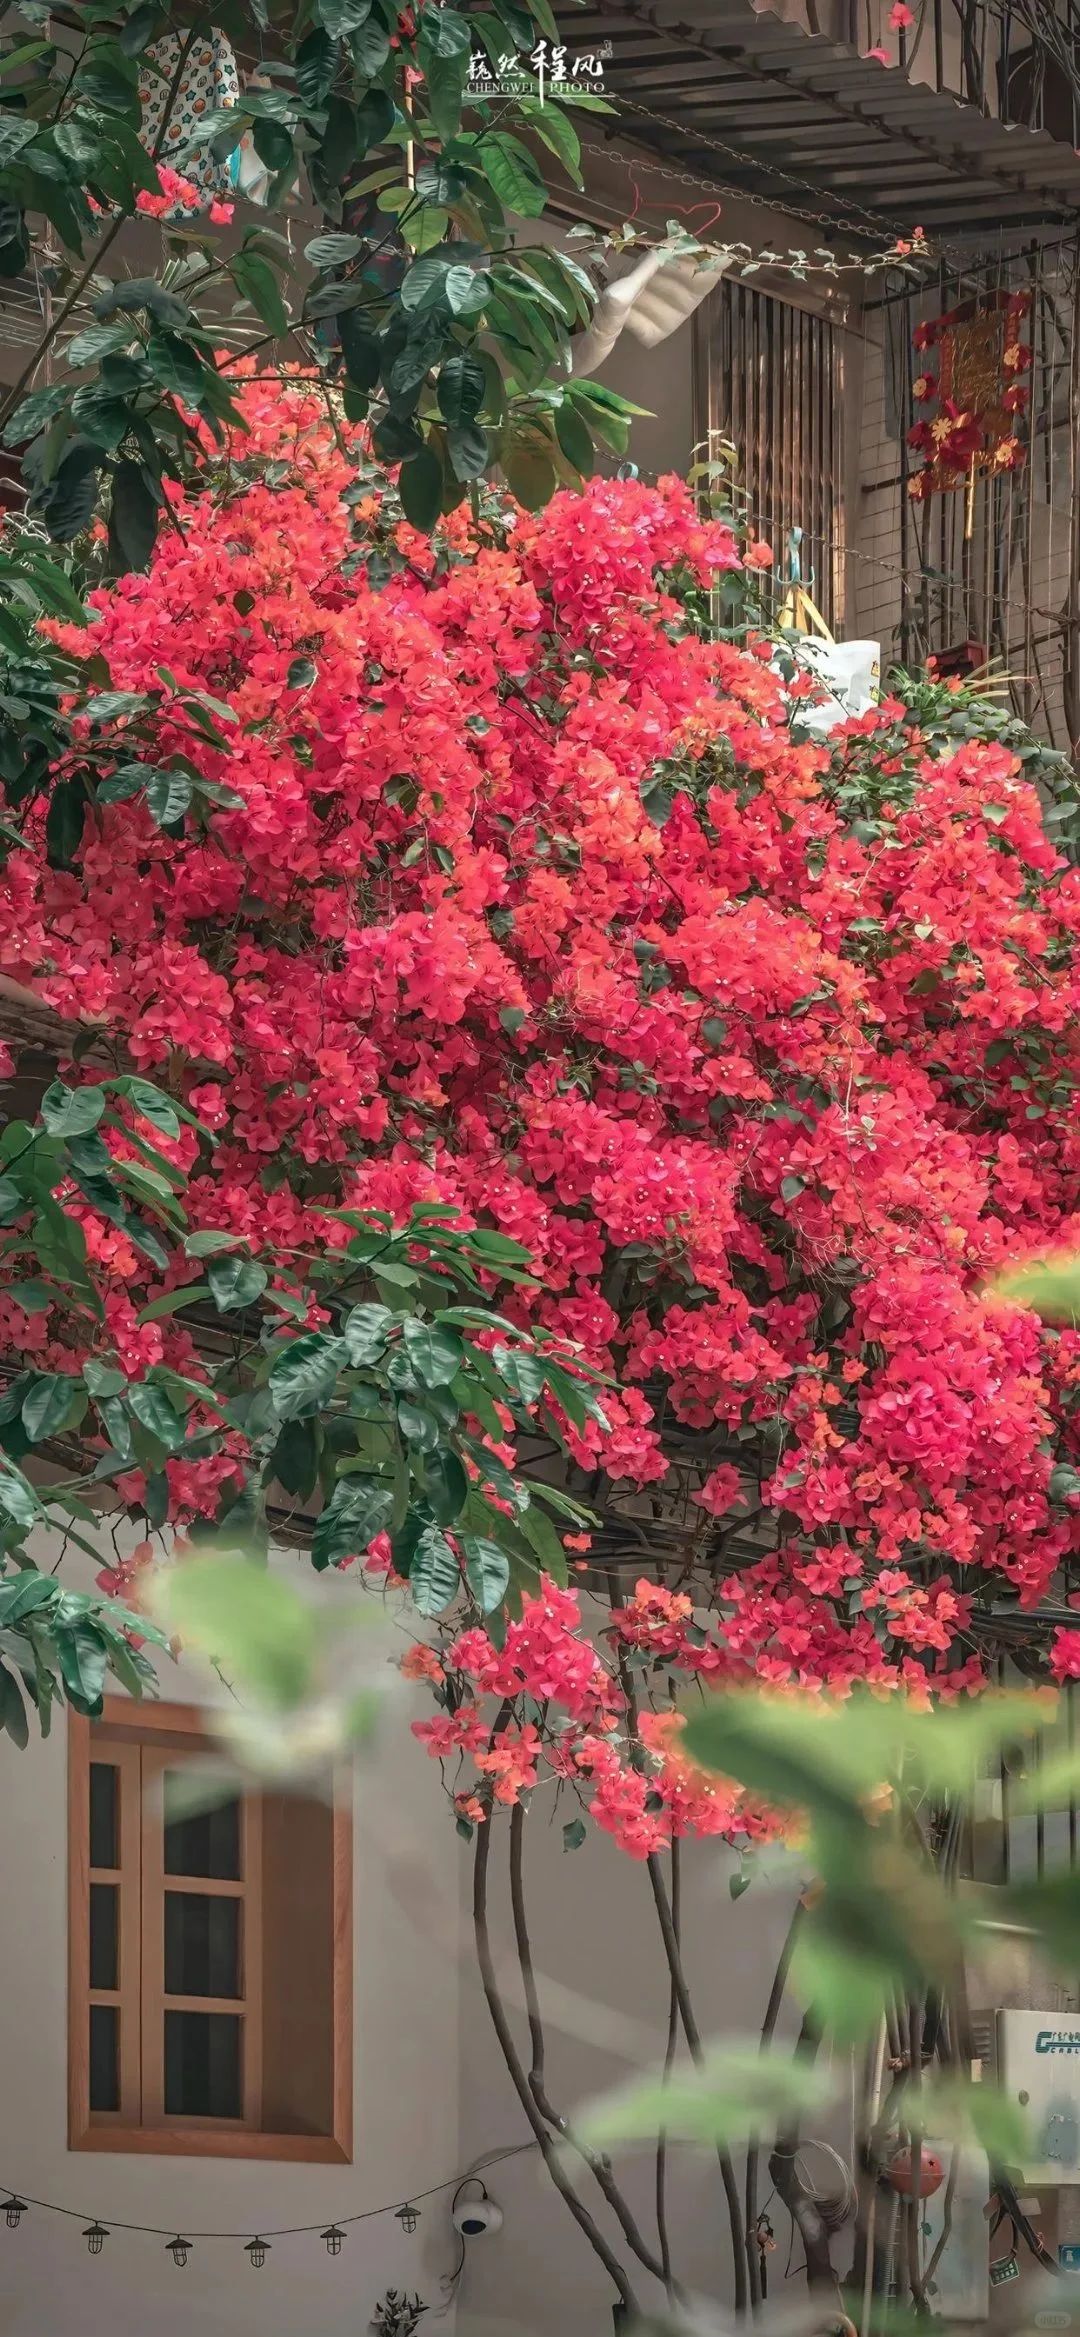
top-left (887, 2148), bottom-right (944, 2198)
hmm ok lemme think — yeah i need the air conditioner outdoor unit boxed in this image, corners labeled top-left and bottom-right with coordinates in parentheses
top-left (977, 2009), bottom-right (1080, 2180)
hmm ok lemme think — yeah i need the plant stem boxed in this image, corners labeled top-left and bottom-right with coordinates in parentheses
top-left (655, 1832), bottom-right (681, 2301)
top-left (767, 2014), bottom-right (841, 2302)
top-left (745, 1897), bottom-right (805, 2313)
top-left (472, 1812), bottom-right (638, 2317)
top-left (506, 1801), bottom-right (671, 2288)
top-left (646, 1849), bottom-right (749, 2315)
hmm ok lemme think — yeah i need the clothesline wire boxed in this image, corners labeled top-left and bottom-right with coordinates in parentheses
top-left (0, 2142), bottom-right (538, 2242)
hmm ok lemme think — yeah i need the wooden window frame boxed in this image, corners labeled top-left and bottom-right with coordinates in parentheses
top-left (69, 1698), bottom-right (353, 2162)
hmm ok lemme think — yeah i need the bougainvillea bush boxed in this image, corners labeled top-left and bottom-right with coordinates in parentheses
top-left (4, 371), bottom-right (1080, 1846)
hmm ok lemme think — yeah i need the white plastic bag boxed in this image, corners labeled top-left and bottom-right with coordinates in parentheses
top-left (791, 637), bottom-right (881, 737)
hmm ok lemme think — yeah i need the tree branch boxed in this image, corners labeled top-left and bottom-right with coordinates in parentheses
top-left (472, 1811), bottom-right (639, 2317)
top-left (656, 1833), bottom-right (682, 2301)
top-left (507, 1800), bottom-right (673, 2291)
top-left (745, 1898), bottom-right (805, 2312)
top-left (767, 2015), bottom-right (842, 2304)
top-left (646, 1849), bottom-right (749, 2316)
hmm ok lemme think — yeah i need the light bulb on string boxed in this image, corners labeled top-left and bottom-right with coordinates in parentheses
top-left (395, 2203), bottom-right (419, 2235)
top-left (321, 2225), bottom-right (345, 2256)
top-left (4, 2198), bottom-right (27, 2231)
top-left (83, 2223), bottom-right (108, 2256)
top-left (166, 2236), bottom-right (192, 2268)
top-left (245, 2237), bottom-right (270, 2269)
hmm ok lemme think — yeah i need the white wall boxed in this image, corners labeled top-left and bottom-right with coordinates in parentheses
top-left (0, 1538), bottom-right (461, 2337)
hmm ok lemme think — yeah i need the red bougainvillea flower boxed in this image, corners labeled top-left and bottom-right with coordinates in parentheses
top-left (10, 366), bottom-right (1080, 1855)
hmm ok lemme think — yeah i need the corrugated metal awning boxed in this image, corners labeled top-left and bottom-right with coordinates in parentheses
top-left (554, 0), bottom-right (1080, 239)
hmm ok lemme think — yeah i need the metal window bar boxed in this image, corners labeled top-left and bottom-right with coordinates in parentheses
top-left (694, 278), bottom-right (846, 634)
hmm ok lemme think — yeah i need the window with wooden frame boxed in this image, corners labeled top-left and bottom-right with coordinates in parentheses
top-left (68, 1699), bottom-right (352, 2160)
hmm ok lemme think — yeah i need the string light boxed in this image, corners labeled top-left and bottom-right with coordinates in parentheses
top-left (0, 2142), bottom-right (536, 2252)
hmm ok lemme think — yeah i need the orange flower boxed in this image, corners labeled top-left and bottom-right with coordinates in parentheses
top-left (401, 1643), bottom-right (445, 1685)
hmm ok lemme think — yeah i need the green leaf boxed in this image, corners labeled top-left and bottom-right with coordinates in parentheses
top-left (54, 1622), bottom-right (109, 1716)
top-left (109, 460), bottom-right (159, 573)
top-left (207, 1254), bottom-right (268, 1313)
top-left (2, 382), bottom-right (70, 448)
top-left (270, 1417), bottom-right (320, 1502)
top-left (316, 0), bottom-right (371, 34)
top-left (311, 1477), bottom-right (394, 1570)
top-left (462, 1535), bottom-right (510, 1613)
top-left (477, 132), bottom-right (548, 217)
top-left (576, 2048), bottom-right (831, 2153)
top-left (399, 445), bottom-right (444, 532)
top-left (141, 768), bottom-right (191, 828)
top-left (563, 1816), bottom-right (587, 1851)
top-left (126, 1379), bottom-right (185, 1451)
top-left (447, 421), bottom-right (488, 483)
top-left (110, 1076), bottom-right (182, 1138)
top-left (269, 1332), bottom-right (345, 1420)
top-left (789, 1918), bottom-right (893, 2044)
top-left (230, 250), bottom-right (290, 339)
top-left (993, 1251), bottom-right (1080, 1325)
top-left (22, 1372), bottom-right (80, 1444)
top-left (343, 1303), bottom-right (393, 1366)
top-left (554, 398), bottom-right (594, 480)
top-left (0, 1465), bottom-right (40, 1529)
top-left (0, 1660), bottom-right (28, 1748)
top-left (912, 2074), bottom-right (1030, 2168)
top-left (349, 15), bottom-right (391, 75)
top-left (184, 1229), bottom-right (242, 1258)
top-left (421, 1447), bottom-right (468, 1525)
top-left (437, 352), bottom-right (486, 426)
top-left (150, 1555), bottom-right (317, 1711)
top-left (400, 1318), bottom-right (465, 1388)
top-left (41, 1080), bottom-right (105, 1137)
top-left (0, 116), bottom-right (38, 171)
top-left (409, 1522), bottom-right (461, 1616)
top-left (145, 327), bottom-right (208, 406)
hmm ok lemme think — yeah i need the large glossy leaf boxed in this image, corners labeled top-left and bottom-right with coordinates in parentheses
top-left (269, 1332), bottom-right (346, 1420)
top-left (400, 1318), bottom-right (464, 1388)
top-left (409, 1522), bottom-right (461, 1616)
top-left (311, 1477), bottom-right (394, 1571)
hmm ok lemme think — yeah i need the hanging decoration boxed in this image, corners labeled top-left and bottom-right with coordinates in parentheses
top-left (0, 2149), bottom-right (535, 2268)
top-left (907, 290), bottom-right (1032, 516)
top-left (136, 30), bottom-right (240, 216)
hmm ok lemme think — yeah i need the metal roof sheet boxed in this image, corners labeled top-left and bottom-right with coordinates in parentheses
top-left (554, 0), bottom-right (1080, 237)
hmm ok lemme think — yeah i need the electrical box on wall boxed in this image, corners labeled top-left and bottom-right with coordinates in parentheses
top-left (996, 2010), bottom-right (1080, 2180)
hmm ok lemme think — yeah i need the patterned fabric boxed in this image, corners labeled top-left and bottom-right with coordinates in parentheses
top-left (137, 30), bottom-right (240, 212)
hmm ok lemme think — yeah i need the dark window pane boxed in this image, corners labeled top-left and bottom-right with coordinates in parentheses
top-left (89, 1882), bottom-right (118, 1991)
top-left (89, 2003), bottom-right (118, 2113)
top-left (165, 1892), bottom-right (240, 1999)
top-left (89, 1763), bottom-right (118, 1870)
top-left (164, 2011), bottom-right (241, 2118)
top-left (163, 1778), bottom-right (240, 1879)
